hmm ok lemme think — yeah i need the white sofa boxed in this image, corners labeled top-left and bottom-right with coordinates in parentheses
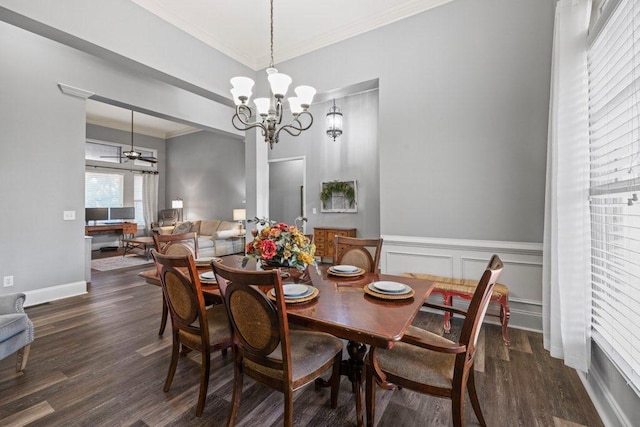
top-left (155, 219), bottom-right (244, 257)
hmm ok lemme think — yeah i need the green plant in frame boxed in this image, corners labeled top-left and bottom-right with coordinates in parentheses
top-left (320, 181), bottom-right (355, 204)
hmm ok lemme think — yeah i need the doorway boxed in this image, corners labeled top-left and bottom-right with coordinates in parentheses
top-left (268, 157), bottom-right (306, 229)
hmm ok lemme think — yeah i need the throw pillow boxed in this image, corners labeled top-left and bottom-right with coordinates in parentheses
top-left (172, 221), bottom-right (192, 234)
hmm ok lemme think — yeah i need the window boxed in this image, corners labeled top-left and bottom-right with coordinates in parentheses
top-left (85, 141), bottom-right (121, 164)
top-left (588, 0), bottom-right (640, 394)
top-left (85, 171), bottom-right (124, 208)
top-left (85, 139), bottom-right (157, 169)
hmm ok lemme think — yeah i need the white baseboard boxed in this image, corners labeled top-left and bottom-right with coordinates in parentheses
top-left (579, 368), bottom-right (633, 427)
top-left (23, 281), bottom-right (87, 307)
top-left (381, 235), bottom-right (544, 332)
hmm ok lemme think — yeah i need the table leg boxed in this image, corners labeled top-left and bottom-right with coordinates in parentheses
top-left (315, 340), bottom-right (367, 427)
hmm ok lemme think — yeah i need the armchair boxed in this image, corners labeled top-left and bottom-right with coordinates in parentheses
top-left (0, 293), bottom-right (34, 372)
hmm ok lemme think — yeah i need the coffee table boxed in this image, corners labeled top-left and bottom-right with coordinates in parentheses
top-left (122, 236), bottom-right (155, 260)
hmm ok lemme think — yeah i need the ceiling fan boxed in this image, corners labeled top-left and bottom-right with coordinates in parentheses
top-left (101, 110), bottom-right (158, 164)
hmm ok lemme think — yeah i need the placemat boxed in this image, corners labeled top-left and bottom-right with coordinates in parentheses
top-left (327, 267), bottom-right (365, 278)
top-left (268, 286), bottom-right (319, 304)
top-left (363, 284), bottom-right (415, 300)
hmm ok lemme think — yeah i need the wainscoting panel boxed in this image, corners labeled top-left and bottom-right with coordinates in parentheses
top-left (381, 235), bottom-right (543, 332)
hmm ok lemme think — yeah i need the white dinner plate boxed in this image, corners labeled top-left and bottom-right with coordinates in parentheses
top-left (370, 281), bottom-right (409, 294)
top-left (330, 265), bottom-right (360, 273)
top-left (271, 285), bottom-right (313, 299)
top-left (283, 284), bottom-right (309, 297)
top-left (199, 271), bottom-right (216, 280)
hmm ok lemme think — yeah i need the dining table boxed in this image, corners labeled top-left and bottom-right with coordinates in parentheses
top-left (139, 255), bottom-right (434, 427)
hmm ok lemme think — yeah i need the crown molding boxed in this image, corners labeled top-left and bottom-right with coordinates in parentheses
top-left (130, 0), bottom-right (261, 69)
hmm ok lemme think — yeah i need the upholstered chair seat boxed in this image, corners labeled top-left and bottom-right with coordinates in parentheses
top-left (178, 304), bottom-right (230, 349)
top-left (374, 325), bottom-right (456, 389)
top-left (0, 293), bottom-right (34, 372)
top-left (243, 330), bottom-right (344, 384)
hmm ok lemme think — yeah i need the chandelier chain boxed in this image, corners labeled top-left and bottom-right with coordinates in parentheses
top-left (229, 0), bottom-right (315, 148)
top-left (270, 0), bottom-right (274, 68)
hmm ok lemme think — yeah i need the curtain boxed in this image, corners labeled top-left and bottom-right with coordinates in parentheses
top-left (542, 0), bottom-right (592, 372)
top-left (142, 173), bottom-right (159, 235)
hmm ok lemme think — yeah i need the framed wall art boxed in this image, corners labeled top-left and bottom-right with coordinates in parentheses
top-left (320, 180), bottom-right (357, 213)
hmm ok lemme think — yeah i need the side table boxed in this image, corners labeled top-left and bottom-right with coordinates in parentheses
top-left (122, 236), bottom-right (156, 260)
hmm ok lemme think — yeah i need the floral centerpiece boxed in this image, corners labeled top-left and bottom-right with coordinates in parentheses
top-left (243, 221), bottom-right (317, 271)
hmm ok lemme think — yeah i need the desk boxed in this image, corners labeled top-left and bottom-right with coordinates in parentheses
top-left (139, 256), bottom-right (434, 426)
top-left (85, 222), bottom-right (137, 239)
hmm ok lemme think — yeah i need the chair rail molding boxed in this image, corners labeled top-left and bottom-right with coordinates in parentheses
top-left (381, 235), bottom-right (543, 332)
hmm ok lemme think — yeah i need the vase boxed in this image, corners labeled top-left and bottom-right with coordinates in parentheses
top-left (260, 260), bottom-right (309, 284)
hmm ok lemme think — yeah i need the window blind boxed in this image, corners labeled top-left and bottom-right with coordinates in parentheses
top-left (588, 0), bottom-right (640, 395)
top-left (85, 171), bottom-right (124, 208)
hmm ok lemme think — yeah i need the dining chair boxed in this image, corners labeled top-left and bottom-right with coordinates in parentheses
top-left (364, 254), bottom-right (504, 427)
top-left (153, 232), bottom-right (200, 336)
top-left (151, 249), bottom-right (233, 417)
top-left (153, 231), bottom-right (199, 258)
top-left (333, 236), bottom-right (383, 273)
top-left (211, 261), bottom-right (343, 427)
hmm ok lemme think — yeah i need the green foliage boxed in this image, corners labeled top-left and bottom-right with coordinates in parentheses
top-left (320, 181), bottom-right (355, 204)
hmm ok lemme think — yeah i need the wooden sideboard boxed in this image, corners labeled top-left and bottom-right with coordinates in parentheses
top-left (313, 226), bottom-right (356, 261)
top-left (85, 222), bottom-right (137, 239)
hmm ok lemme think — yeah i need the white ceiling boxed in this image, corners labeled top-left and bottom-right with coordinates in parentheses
top-left (131, 0), bottom-right (454, 70)
top-left (86, 100), bottom-right (198, 139)
top-left (89, 0), bottom-right (453, 136)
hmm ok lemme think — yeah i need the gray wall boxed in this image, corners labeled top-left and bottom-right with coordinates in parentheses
top-left (260, 0), bottom-right (554, 243)
top-left (0, 9), bottom-right (248, 296)
top-left (166, 131), bottom-right (245, 221)
top-left (268, 90), bottom-right (381, 239)
top-left (0, 22), bottom-right (87, 294)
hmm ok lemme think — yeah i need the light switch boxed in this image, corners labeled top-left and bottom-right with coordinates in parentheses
top-left (63, 210), bottom-right (76, 220)
top-left (312, 208), bottom-right (317, 214)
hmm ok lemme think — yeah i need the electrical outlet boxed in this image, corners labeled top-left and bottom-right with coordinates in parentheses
top-left (63, 210), bottom-right (76, 220)
top-left (312, 208), bottom-right (317, 214)
top-left (3, 276), bottom-right (14, 287)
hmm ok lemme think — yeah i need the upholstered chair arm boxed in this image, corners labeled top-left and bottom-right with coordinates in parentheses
top-left (422, 301), bottom-right (468, 317)
top-left (401, 330), bottom-right (467, 354)
top-left (0, 292), bottom-right (26, 315)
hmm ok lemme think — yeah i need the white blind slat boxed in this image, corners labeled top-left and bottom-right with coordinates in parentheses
top-left (588, 0), bottom-right (640, 397)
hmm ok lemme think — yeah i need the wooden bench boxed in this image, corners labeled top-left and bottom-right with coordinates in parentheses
top-left (402, 272), bottom-right (510, 345)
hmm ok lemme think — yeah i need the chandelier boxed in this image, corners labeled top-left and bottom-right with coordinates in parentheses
top-left (326, 99), bottom-right (343, 141)
top-left (230, 0), bottom-right (316, 149)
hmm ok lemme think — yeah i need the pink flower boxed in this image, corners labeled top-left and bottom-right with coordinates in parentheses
top-left (261, 240), bottom-right (277, 259)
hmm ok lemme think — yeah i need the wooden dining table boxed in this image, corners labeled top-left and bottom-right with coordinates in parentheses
top-left (139, 255), bottom-right (434, 427)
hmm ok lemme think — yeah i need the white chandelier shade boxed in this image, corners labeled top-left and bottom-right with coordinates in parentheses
top-left (229, 0), bottom-right (316, 148)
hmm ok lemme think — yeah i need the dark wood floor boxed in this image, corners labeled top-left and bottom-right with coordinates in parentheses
top-left (0, 263), bottom-right (603, 426)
